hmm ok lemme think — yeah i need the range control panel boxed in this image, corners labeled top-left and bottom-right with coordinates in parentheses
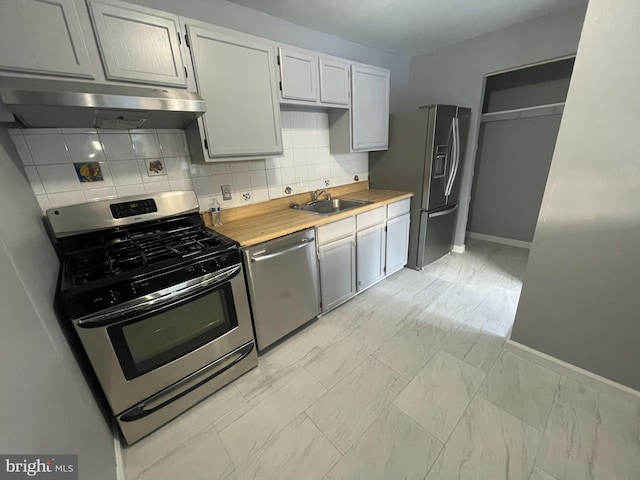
top-left (110, 199), bottom-right (158, 219)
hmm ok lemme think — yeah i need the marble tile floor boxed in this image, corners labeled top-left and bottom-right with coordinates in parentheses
top-left (122, 238), bottom-right (640, 480)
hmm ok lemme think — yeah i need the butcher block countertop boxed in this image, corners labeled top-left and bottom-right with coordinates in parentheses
top-left (203, 181), bottom-right (413, 247)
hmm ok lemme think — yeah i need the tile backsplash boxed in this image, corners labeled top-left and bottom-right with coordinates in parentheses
top-left (11, 110), bottom-right (368, 213)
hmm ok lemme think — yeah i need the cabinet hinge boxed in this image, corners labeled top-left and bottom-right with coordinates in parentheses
top-left (177, 32), bottom-right (181, 45)
top-left (277, 55), bottom-right (281, 66)
top-left (279, 81), bottom-right (283, 91)
top-left (204, 138), bottom-right (209, 151)
top-left (185, 34), bottom-right (190, 48)
top-left (184, 66), bottom-right (188, 78)
top-left (385, 225), bottom-right (388, 232)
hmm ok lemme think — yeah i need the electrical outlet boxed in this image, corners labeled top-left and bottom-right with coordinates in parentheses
top-left (241, 192), bottom-right (252, 203)
top-left (221, 185), bottom-right (232, 200)
top-left (323, 179), bottom-right (331, 187)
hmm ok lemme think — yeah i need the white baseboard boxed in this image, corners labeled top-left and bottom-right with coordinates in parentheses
top-left (506, 340), bottom-right (640, 404)
top-left (113, 419), bottom-right (125, 480)
top-left (452, 244), bottom-right (465, 253)
top-left (467, 232), bottom-right (532, 249)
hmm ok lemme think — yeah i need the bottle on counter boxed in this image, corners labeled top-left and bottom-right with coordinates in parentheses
top-left (210, 198), bottom-right (222, 226)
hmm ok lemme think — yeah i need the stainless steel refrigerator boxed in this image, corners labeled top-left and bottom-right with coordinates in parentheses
top-left (370, 105), bottom-right (471, 270)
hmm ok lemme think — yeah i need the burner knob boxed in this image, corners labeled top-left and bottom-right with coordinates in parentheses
top-left (107, 290), bottom-right (120, 305)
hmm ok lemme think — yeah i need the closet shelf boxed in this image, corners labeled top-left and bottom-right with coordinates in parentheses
top-left (481, 102), bottom-right (565, 123)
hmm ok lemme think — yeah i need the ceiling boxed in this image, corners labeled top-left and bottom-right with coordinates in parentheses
top-left (226, 0), bottom-right (586, 57)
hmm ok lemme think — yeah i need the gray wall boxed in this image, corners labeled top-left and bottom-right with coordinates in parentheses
top-left (123, 0), bottom-right (410, 113)
top-left (511, 0), bottom-right (640, 391)
top-left (468, 114), bottom-right (562, 242)
top-left (486, 78), bottom-right (571, 112)
top-left (0, 126), bottom-right (116, 479)
top-left (408, 5), bottom-right (587, 247)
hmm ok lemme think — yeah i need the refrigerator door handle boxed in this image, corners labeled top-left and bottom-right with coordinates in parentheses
top-left (428, 203), bottom-right (458, 218)
top-left (445, 117), bottom-right (456, 196)
top-left (445, 117), bottom-right (460, 197)
top-left (455, 118), bottom-right (461, 177)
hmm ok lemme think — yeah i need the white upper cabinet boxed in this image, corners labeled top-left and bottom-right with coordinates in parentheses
top-left (186, 23), bottom-right (282, 159)
top-left (329, 63), bottom-right (390, 153)
top-left (277, 48), bottom-right (350, 108)
top-left (351, 64), bottom-right (390, 151)
top-left (87, 0), bottom-right (186, 87)
top-left (319, 57), bottom-right (350, 105)
top-left (278, 47), bottom-right (317, 102)
top-left (0, 0), bottom-right (94, 78)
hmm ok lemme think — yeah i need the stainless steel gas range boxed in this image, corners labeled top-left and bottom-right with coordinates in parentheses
top-left (46, 191), bottom-right (257, 445)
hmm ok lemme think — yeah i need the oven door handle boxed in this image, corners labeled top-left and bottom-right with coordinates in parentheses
top-left (119, 341), bottom-right (255, 422)
top-left (76, 264), bottom-right (242, 328)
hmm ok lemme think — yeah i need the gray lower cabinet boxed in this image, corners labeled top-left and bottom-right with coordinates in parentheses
top-left (0, 0), bottom-right (94, 78)
top-left (318, 235), bottom-right (357, 312)
top-left (385, 213), bottom-right (410, 275)
top-left (87, 0), bottom-right (187, 87)
top-left (356, 222), bottom-right (386, 291)
top-left (316, 217), bottom-right (356, 312)
top-left (186, 22), bottom-right (283, 160)
top-left (315, 200), bottom-right (410, 312)
top-left (356, 206), bottom-right (387, 291)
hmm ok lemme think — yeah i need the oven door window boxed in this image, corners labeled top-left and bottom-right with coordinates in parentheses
top-left (109, 283), bottom-right (238, 380)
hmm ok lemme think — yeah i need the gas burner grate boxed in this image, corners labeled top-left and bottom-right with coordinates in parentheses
top-left (70, 227), bottom-right (228, 286)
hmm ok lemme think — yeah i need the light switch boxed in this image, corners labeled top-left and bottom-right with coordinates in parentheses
top-left (221, 185), bottom-right (232, 200)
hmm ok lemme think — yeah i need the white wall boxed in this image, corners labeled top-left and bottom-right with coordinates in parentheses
top-left (0, 126), bottom-right (116, 478)
top-left (408, 5), bottom-right (587, 246)
top-left (11, 114), bottom-right (368, 213)
top-left (511, 0), bottom-right (640, 391)
top-left (123, 0), bottom-right (410, 113)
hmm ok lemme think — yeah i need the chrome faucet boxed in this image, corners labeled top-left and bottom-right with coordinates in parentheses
top-left (311, 189), bottom-right (330, 202)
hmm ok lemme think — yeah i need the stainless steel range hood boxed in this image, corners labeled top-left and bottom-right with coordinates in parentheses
top-left (0, 77), bottom-right (206, 129)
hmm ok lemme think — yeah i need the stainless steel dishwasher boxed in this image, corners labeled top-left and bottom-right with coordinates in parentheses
top-left (242, 228), bottom-right (320, 350)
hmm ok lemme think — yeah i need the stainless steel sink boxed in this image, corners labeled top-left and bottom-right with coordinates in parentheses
top-left (292, 198), bottom-right (371, 215)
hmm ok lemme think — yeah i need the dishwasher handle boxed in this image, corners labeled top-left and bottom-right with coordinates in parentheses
top-left (250, 238), bottom-right (314, 262)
